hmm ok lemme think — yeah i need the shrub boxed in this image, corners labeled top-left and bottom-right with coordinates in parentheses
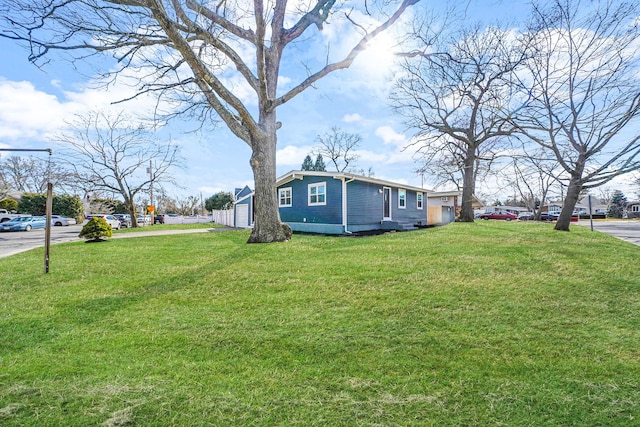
top-left (18, 193), bottom-right (84, 222)
top-left (79, 217), bottom-right (113, 242)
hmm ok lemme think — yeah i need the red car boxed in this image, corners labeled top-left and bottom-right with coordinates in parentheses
top-left (478, 211), bottom-right (518, 221)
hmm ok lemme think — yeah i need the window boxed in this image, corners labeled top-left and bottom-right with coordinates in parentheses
top-left (398, 189), bottom-right (406, 209)
top-left (279, 187), bottom-right (292, 207)
top-left (308, 182), bottom-right (326, 206)
top-left (632, 205), bottom-right (639, 212)
top-left (417, 192), bottom-right (423, 209)
top-left (441, 196), bottom-right (448, 202)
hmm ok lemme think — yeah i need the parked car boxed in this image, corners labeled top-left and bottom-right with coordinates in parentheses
top-left (154, 214), bottom-right (166, 224)
top-left (518, 212), bottom-right (535, 220)
top-left (0, 216), bottom-right (47, 231)
top-left (83, 214), bottom-right (121, 230)
top-left (478, 211), bottom-right (518, 221)
top-left (113, 214), bottom-right (132, 228)
top-left (136, 215), bottom-right (151, 226)
top-left (51, 215), bottom-right (77, 226)
top-left (540, 213), bottom-right (559, 221)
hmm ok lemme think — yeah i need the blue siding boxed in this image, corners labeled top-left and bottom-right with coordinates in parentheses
top-left (346, 180), bottom-right (384, 226)
top-left (391, 188), bottom-right (427, 224)
top-left (277, 173), bottom-right (426, 234)
top-left (278, 176), bottom-right (343, 226)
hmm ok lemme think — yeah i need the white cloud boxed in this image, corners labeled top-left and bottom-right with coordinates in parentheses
top-left (276, 144), bottom-right (314, 166)
top-left (0, 79), bottom-right (80, 143)
top-left (375, 125), bottom-right (408, 146)
top-left (343, 113), bottom-right (363, 123)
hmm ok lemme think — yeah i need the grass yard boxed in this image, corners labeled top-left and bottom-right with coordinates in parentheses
top-left (1, 221), bottom-right (639, 426)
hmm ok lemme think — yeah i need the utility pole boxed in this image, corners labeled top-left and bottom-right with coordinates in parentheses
top-left (147, 160), bottom-right (154, 225)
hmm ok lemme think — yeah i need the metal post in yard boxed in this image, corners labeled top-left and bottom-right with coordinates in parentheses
top-left (588, 195), bottom-right (594, 232)
top-left (44, 182), bottom-right (53, 273)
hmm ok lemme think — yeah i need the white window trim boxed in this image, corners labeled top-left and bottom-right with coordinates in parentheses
top-left (417, 192), bottom-right (423, 210)
top-left (278, 187), bottom-right (292, 207)
top-left (398, 189), bottom-right (406, 209)
top-left (632, 205), bottom-right (639, 212)
top-left (308, 182), bottom-right (327, 206)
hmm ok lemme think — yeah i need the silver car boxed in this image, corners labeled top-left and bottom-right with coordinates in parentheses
top-left (82, 214), bottom-right (121, 230)
top-left (51, 215), bottom-right (77, 226)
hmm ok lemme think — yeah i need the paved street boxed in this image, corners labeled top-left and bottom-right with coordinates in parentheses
top-left (576, 219), bottom-right (640, 246)
top-left (0, 225), bottom-right (226, 259)
top-left (0, 225), bottom-right (83, 259)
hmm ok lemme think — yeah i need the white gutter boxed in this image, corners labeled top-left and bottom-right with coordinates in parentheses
top-left (340, 177), bottom-right (356, 234)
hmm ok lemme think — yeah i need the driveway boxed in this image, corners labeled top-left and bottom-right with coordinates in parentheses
top-left (576, 219), bottom-right (640, 246)
top-left (0, 226), bottom-right (229, 259)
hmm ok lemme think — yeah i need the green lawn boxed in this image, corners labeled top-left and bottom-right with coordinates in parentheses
top-left (1, 222), bottom-right (639, 426)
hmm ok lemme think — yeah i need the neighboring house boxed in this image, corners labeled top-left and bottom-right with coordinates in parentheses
top-left (276, 170), bottom-right (429, 234)
top-left (428, 190), bottom-right (484, 225)
top-left (577, 196), bottom-right (608, 215)
top-left (627, 201), bottom-right (640, 219)
top-left (233, 185), bottom-right (254, 228)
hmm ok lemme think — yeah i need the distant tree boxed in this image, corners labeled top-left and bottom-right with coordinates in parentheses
top-left (0, 198), bottom-right (18, 212)
top-left (18, 193), bottom-right (84, 221)
top-left (55, 111), bottom-right (182, 227)
top-left (607, 190), bottom-right (627, 218)
top-left (205, 192), bottom-right (234, 211)
top-left (88, 198), bottom-right (128, 215)
top-left (506, 152), bottom-right (563, 220)
top-left (314, 128), bottom-right (360, 172)
top-left (393, 24), bottom-right (528, 222)
top-left (174, 195), bottom-right (201, 216)
top-left (352, 167), bottom-right (375, 177)
top-left (313, 154), bottom-right (327, 172)
top-left (301, 155), bottom-right (314, 171)
top-left (0, 155), bottom-right (76, 194)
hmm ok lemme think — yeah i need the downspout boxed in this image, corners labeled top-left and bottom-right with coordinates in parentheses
top-left (342, 177), bottom-right (356, 234)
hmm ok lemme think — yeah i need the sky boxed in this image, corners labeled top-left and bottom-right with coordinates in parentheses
top-left (0, 0), bottom-right (636, 203)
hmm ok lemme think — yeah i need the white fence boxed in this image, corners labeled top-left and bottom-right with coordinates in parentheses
top-left (210, 209), bottom-right (235, 227)
top-left (161, 212), bottom-right (232, 226)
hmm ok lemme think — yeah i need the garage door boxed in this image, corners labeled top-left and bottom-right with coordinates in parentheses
top-left (235, 204), bottom-right (248, 228)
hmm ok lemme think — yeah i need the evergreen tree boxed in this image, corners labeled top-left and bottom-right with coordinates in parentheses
top-left (205, 192), bottom-right (234, 210)
top-left (607, 190), bottom-right (627, 218)
top-left (301, 155), bottom-right (314, 171)
top-left (313, 154), bottom-right (327, 171)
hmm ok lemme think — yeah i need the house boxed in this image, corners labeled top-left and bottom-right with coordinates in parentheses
top-left (428, 190), bottom-right (484, 225)
top-left (627, 201), bottom-right (640, 219)
top-left (276, 170), bottom-right (429, 234)
top-left (233, 185), bottom-right (254, 228)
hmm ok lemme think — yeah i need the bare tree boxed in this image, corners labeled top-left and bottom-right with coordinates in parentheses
top-left (313, 127), bottom-right (362, 173)
top-left (413, 137), bottom-right (497, 192)
top-left (506, 151), bottom-right (563, 220)
top-left (54, 111), bottom-right (182, 227)
top-left (171, 195), bottom-right (200, 216)
top-left (1, 0), bottom-right (418, 243)
top-left (392, 24), bottom-right (529, 221)
top-left (517, 0), bottom-right (640, 231)
top-left (0, 155), bottom-right (76, 194)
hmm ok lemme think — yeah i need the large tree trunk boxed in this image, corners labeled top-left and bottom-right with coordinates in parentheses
top-left (247, 123), bottom-right (292, 244)
top-left (458, 144), bottom-right (477, 222)
top-left (554, 175), bottom-right (582, 231)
